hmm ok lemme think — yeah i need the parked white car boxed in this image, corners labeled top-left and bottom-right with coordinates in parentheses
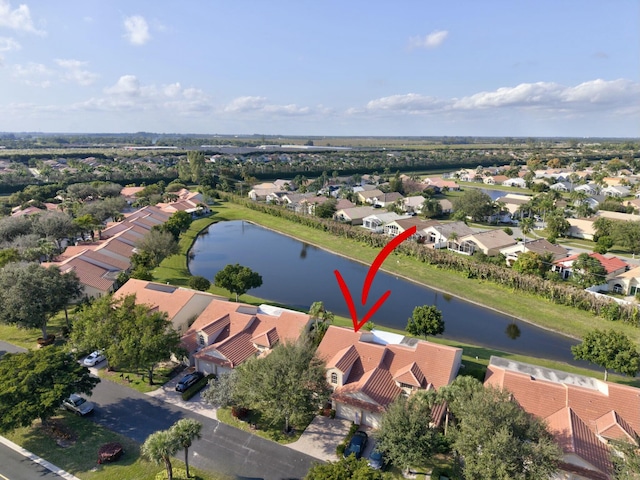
top-left (83, 350), bottom-right (106, 367)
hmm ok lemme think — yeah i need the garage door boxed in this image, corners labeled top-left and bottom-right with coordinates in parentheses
top-left (336, 402), bottom-right (358, 423)
top-left (361, 411), bottom-right (381, 429)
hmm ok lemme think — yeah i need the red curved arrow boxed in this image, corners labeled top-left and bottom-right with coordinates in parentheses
top-left (334, 225), bottom-right (417, 332)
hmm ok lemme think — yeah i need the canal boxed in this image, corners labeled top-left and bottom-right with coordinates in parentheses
top-left (189, 220), bottom-right (584, 366)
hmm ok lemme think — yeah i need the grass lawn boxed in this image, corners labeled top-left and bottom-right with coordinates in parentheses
top-left (215, 407), bottom-right (309, 444)
top-left (4, 411), bottom-right (227, 480)
top-left (97, 362), bottom-right (185, 394)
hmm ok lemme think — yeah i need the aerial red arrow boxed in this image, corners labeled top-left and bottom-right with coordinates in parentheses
top-left (334, 225), bottom-right (417, 332)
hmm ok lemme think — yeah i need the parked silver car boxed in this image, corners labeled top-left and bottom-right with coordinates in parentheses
top-left (83, 350), bottom-right (106, 367)
top-left (62, 394), bottom-right (94, 416)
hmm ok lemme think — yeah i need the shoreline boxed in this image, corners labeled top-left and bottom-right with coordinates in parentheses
top-left (234, 218), bottom-right (581, 342)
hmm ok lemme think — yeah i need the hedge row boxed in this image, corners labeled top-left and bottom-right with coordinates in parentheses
top-left (181, 374), bottom-right (215, 401)
top-left (220, 193), bottom-right (640, 326)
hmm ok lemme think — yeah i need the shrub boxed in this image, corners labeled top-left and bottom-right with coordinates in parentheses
top-left (336, 443), bottom-right (346, 457)
top-left (155, 468), bottom-right (189, 480)
top-left (181, 374), bottom-right (214, 401)
top-left (188, 275), bottom-right (211, 291)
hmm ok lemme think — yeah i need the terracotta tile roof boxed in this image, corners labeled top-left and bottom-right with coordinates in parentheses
top-left (60, 258), bottom-right (116, 293)
top-left (554, 252), bottom-right (629, 275)
top-left (114, 279), bottom-right (201, 321)
top-left (546, 407), bottom-right (613, 476)
top-left (393, 218), bottom-right (439, 231)
top-left (190, 302), bottom-right (310, 369)
top-left (251, 326), bottom-right (279, 348)
top-left (97, 238), bottom-right (135, 258)
top-left (485, 357), bottom-right (640, 479)
top-left (393, 362), bottom-right (426, 387)
top-left (595, 410), bottom-right (638, 443)
top-left (82, 249), bottom-right (130, 271)
top-left (317, 326), bottom-right (462, 411)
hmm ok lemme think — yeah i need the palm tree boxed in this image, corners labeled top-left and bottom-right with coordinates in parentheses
top-left (171, 419), bottom-right (202, 479)
top-left (520, 217), bottom-right (535, 246)
top-left (447, 232), bottom-right (459, 250)
top-left (142, 430), bottom-right (180, 480)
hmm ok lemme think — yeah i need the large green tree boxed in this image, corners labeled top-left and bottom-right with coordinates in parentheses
top-left (0, 347), bottom-right (99, 432)
top-left (142, 429), bottom-right (180, 480)
top-left (234, 338), bottom-right (331, 432)
top-left (571, 329), bottom-right (640, 381)
top-left (571, 253), bottom-right (608, 287)
top-left (0, 262), bottom-right (82, 338)
top-left (405, 305), bottom-right (444, 340)
top-left (375, 391), bottom-right (441, 472)
top-left (70, 294), bottom-right (185, 384)
top-left (453, 189), bottom-right (495, 222)
top-left (214, 263), bottom-right (263, 301)
top-left (170, 418), bottom-right (202, 479)
top-left (305, 455), bottom-right (389, 480)
top-left (135, 229), bottom-right (180, 267)
top-left (162, 210), bottom-right (193, 240)
top-left (187, 150), bottom-right (206, 184)
top-left (445, 381), bottom-right (560, 479)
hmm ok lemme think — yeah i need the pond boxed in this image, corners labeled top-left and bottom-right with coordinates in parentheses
top-left (189, 221), bottom-right (585, 366)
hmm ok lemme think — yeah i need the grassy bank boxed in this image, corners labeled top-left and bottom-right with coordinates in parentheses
top-left (208, 201), bottom-right (640, 345)
top-left (4, 412), bottom-right (226, 480)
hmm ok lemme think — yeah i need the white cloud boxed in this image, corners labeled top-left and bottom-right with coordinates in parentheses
top-left (123, 15), bottom-right (150, 46)
top-left (408, 30), bottom-right (448, 50)
top-left (0, 36), bottom-right (20, 51)
top-left (0, 0), bottom-right (44, 35)
top-left (11, 61), bottom-right (52, 87)
top-left (104, 75), bottom-right (141, 96)
top-left (453, 79), bottom-right (640, 111)
top-left (365, 93), bottom-right (445, 113)
top-left (55, 59), bottom-right (98, 86)
top-left (224, 96), bottom-right (310, 115)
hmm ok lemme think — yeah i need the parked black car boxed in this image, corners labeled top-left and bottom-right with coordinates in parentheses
top-left (344, 431), bottom-right (368, 459)
top-left (175, 371), bottom-right (204, 392)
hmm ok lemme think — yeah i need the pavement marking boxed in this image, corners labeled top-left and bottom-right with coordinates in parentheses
top-left (0, 435), bottom-right (81, 480)
top-left (0, 472), bottom-right (10, 480)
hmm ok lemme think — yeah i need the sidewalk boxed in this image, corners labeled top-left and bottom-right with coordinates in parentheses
top-left (0, 435), bottom-right (81, 480)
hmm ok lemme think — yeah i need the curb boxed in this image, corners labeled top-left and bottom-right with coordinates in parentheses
top-left (0, 435), bottom-right (82, 480)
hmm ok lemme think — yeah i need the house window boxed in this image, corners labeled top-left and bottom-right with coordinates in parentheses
top-left (330, 372), bottom-right (338, 384)
top-left (399, 382), bottom-right (413, 390)
top-left (197, 333), bottom-right (205, 347)
top-left (612, 284), bottom-right (624, 294)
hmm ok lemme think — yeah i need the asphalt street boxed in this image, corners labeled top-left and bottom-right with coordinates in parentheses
top-left (90, 379), bottom-right (318, 479)
top-left (0, 442), bottom-right (65, 480)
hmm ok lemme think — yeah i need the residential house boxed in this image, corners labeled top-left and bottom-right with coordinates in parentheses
top-left (483, 175), bottom-right (508, 185)
top-left (486, 356), bottom-right (640, 480)
top-left (423, 177), bottom-right (460, 191)
top-left (334, 206), bottom-right (378, 225)
top-left (624, 198), bottom-right (640, 212)
top-left (362, 212), bottom-right (410, 233)
top-left (596, 210), bottom-right (640, 222)
top-left (500, 239), bottom-right (569, 266)
top-left (114, 278), bottom-right (223, 333)
top-left (567, 217), bottom-right (597, 240)
top-left (423, 221), bottom-right (475, 249)
top-left (248, 182), bottom-right (282, 201)
top-left (383, 218), bottom-right (440, 238)
top-left (495, 194), bottom-right (532, 216)
top-left (607, 266), bottom-right (640, 297)
top-left (457, 229), bottom-right (517, 256)
top-left (552, 253), bottom-right (629, 282)
top-left (550, 181), bottom-right (573, 193)
top-left (574, 183), bottom-right (600, 196)
top-left (356, 189), bottom-right (384, 204)
top-left (502, 177), bottom-right (527, 188)
top-left (403, 195), bottom-right (426, 214)
top-left (183, 303), bottom-right (311, 376)
top-left (438, 199), bottom-right (453, 214)
top-left (317, 326), bottom-right (462, 428)
top-left (120, 186), bottom-right (146, 204)
top-left (373, 192), bottom-right (404, 208)
top-left (602, 185), bottom-right (631, 198)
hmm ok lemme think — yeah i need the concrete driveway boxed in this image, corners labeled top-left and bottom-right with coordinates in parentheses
top-left (288, 416), bottom-right (351, 462)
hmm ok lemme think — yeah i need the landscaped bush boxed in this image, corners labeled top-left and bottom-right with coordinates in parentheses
top-left (97, 442), bottom-right (124, 464)
top-left (181, 374), bottom-right (214, 401)
top-left (155, 467), bottom-right (191, 480)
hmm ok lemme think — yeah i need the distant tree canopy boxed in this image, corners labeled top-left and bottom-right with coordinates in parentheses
top-left (453, 189), bottom-right (495, 222)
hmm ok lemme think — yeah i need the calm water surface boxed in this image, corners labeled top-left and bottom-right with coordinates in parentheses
top-left (189, 221), bottom-right (585, 366)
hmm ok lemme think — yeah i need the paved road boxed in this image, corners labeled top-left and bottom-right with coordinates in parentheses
top-left (90, 379), bottom-right (318, 479)
top-left (0, 443), bottom-right (64, 480)
top-left (0, 341), bottom-right (26, 358)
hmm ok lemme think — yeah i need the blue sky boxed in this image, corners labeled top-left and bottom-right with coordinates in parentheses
top-left (0, 1), bottom-right (638, 137)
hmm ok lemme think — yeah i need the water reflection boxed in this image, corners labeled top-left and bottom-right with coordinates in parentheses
top-left (189, 220), bottom-right (583, 365)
